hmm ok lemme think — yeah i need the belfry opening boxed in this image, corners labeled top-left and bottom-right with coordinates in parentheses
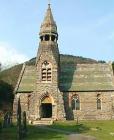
top-left (40, 96), bottom-right (52, 118)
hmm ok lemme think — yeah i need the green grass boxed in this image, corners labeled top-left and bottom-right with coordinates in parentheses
top-left (24, 125), bottom-right (66, 140)
top-left (0, 121), bottom-right (114, 140)
top-left (50, 120), bottom-right (114, 140)
top-left (83, 120), bottom-right (114, 140)
top-left (0, 125), bottom-right (66, 140)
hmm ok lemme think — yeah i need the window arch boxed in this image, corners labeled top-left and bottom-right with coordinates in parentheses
top-left (41, 61), bottom-right (52, 82)
top-left (71, 94), bottom-right (80, 110)
top-left (97, 94), bottom-right (101, 110)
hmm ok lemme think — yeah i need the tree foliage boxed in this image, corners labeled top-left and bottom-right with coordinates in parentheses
top-left (0, 64), bottom-right (22, 110)
top-left (0, 80), bottom-right (13, 108)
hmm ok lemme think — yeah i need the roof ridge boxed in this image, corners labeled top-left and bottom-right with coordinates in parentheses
top-left (14, 63), bottom-right (26, 93)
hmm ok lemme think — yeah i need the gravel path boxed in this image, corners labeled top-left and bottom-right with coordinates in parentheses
top-left (38, 126), bottom-right (97, 140)
top-left (68, 134), bottom-right (96, 140)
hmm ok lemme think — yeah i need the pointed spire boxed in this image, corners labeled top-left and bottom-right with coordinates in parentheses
top-left (40, 4), bottom-right (57, 35)
top-left (43, 3), bottom-right (55, 26)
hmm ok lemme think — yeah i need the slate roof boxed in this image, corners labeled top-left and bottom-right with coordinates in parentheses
top-left (59, 63), bottom-right (114, 91)
top-left (16, 65), bottom-right (37, 92)
top-left (16, 61), bottom-right (114, 93)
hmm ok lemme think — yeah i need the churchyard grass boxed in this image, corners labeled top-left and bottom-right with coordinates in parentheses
top-left (0, 121), bottom-right (114, 140)
top-left (0, 125), bottom-right (66, 140)
top-left (50, 120), bottom-right (114, 140)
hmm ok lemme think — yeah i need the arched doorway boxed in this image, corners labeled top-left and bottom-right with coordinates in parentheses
top-left (40, 96), bottom-right (52, 118)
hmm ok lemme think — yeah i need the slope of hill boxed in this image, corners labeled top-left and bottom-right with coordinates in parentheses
top-left (0, 64), bottom-right (23, 88)
top-left (26, 54), bottom-right (98, 66)
top-left (60, 54), bottom-right (98, 64)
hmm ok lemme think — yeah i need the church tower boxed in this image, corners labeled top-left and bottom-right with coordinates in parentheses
top-left (36, 3), bottom-right (59, 86)
top-left (13, 4), bottom-right (65, 122)
top-left (35, 4), bottom-right (65, 120)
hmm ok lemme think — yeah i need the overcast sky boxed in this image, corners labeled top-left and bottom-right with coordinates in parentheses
top-left (0, 0), bottom-right (114, 67)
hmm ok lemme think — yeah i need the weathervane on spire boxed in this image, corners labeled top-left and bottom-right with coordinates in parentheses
top-left (48, 0), bottom-right (51, 4)
top-left (48, 0), bottom-right (51, 6)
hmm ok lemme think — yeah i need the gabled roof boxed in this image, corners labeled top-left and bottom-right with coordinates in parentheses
top-left (16, 59), bottom-right (114, 93)
top-left (16, 65), bottom-right (37, 92)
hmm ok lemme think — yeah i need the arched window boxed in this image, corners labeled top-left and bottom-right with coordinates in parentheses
top-left (71, 94), bottom-right (80, 110)
top-left (97, 94), bottom-right (101, 110)
top-left (42, 61), bottom-right (52, 82)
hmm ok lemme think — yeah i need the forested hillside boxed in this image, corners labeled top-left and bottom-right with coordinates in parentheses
top-left (0, 64), bottom-right (23, 111)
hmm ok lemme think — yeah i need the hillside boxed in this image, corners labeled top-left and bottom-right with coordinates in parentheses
top-left (60, 54), bottom-right (98, 64)
top-left (0, 64), bottom-right (23, 111)
top-left (0, 54), bottom-right (113, 111)
top-left (26, 54), bottom-right (98, 66)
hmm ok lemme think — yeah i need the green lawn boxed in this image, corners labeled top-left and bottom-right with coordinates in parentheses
top-left (0, 121), bottom-right (114, 140)
top-left (50, 120), bottom-right (114, 140)
top-left (0, 125), bottom-right (66, 140)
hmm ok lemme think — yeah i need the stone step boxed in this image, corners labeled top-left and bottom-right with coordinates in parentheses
top-left (41, 118), bottom-right (53, 121)
top-left (32, 119), bottom-right (53, 125)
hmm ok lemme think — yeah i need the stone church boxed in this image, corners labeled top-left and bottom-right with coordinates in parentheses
top-left (13, 4), bottom-right (114, 123)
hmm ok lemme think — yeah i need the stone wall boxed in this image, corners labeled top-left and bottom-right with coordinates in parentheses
top-left (63, 91), bottom-right (114, 120)
top-left (13, 93), bottom-right (32, 119)
top-left (13, 91), bottom-right (65, 121)
top-left (13, 90), bottom-right (114, 121)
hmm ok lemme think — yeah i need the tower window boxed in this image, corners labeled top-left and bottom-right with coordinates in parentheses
top-left (45, 35), bottom-right (49, 41)
top-left (40, 36), bottom-right (43, 41)
top-left (97, 94), bottom-right (101, 110)
top-left (71, 94), bottom-right (80, 110)
top-left (51, 35), bottom-right (55, 41)
top-left (41, 61), bottom-right (52, 82)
